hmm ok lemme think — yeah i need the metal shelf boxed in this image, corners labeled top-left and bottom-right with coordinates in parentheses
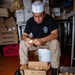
top-left (55, 11), bottom-right (75, 66)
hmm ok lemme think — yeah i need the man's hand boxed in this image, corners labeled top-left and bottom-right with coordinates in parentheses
top-left (26, 38), bottom-right (33, 47)
top-left (33, 38), bottom-right (44, 46)
top-left (23, 33), bottom-right (34, 47)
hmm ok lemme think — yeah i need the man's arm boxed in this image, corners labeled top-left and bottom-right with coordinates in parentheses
top-left (41, 29), bottom-right (58, 43)
top-left (22, 32), bottom-right (34, 46)
top-left (23, 33), bottom-right (32, 43)
top-left (22, 33), bottom-right (29, 41)
top-left (33, 29), bottom-right (58, 46)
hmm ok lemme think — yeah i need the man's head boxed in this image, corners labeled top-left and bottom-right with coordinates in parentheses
top-left (32, 1), bottom-right (45, 24)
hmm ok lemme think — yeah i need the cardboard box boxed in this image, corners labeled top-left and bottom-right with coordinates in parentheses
top-left (28, 61), bottom-right (49, 70)
top-left (23, 69), bottom-right (46, 75)
top-left (20, 61), bottom-right (50, 75)
top-left (0, 30), bottom-right (18, 45)
top-left (0, 34), bottom-right (18, 40)
top-left (5, 17), bottom-right (16, 28)
top-left (23, 0), bottom-right (32, 8)
top-left (45, 6), bottom-right (50, 15)
top-left (0, 24), bottom-right (6, 28)
top-left (7, 26), bottom-right (17, 31)
top-left (0, 18), bottom-right (4, 23)
top-left (0, 28), bottom-right (7, 32)
top-left (15, 9), bottom-right (25, 22)
top-left (24, 8), bottom-right (32, 21)
top-left (23, 0), bottom-right (32, 21)
top-left (0, 2), bottom-right (12, 9)
top-left (0, 30), bottom-right (17, 35)
top-left (0, 8), bottom-right (12, 17)
top-left (0, 38), bottom-right (18, 45)
top-left (0, 31), bottom-right (18, 41)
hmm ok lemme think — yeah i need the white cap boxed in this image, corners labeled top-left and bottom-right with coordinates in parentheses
top-left (32, 1), bottom-right (44, 13)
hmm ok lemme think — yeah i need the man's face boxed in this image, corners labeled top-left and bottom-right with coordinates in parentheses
top-left (33, 12), bottom-right (45, 24)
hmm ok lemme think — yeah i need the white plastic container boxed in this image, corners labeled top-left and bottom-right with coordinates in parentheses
top-left (38, 49), bottom-right (51, 62)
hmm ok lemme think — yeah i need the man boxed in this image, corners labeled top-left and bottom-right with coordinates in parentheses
top-left (15, 1), bottom-right (61, 75)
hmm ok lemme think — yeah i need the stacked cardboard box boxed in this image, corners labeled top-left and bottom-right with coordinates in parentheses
top-left (20, 61), bottom-right (50, 75)
top-left (0, 17), bottom-right (18, 45)
top-left (0, 2), bottom-right (12, 9)
top-left (0, 31), bottom-right (18, 45)
top-left (0, 18), bottom-right (4, 23)
top-left (15, 9), bottom-right (25, 23)
top-left (5, 17), bottom-right (17, 31)
top-left (0, 8), bottom-right (13, 17)
top-left (0, 18), bottom-right (7, 32)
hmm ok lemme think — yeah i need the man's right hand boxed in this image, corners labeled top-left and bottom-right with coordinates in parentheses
top-left (26, 38), bottom-right (33, 47)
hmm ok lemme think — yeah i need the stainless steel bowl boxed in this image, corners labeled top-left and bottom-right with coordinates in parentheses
top-left (59, 67), bottom-right (75, 73)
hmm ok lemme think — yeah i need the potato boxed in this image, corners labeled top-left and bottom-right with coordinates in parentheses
top-left (59, 73), bottom-right (63, 75)
top-left (69, 73), bottom-right (74, 75)
top-left (59, 73), bottom-right (65, 75)
top-left (35, 67), bottom-right (38, 69)
top-left (65, 72), bottom-right (69, 75)
top-left (29, 40), bottom-right (33, 44)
